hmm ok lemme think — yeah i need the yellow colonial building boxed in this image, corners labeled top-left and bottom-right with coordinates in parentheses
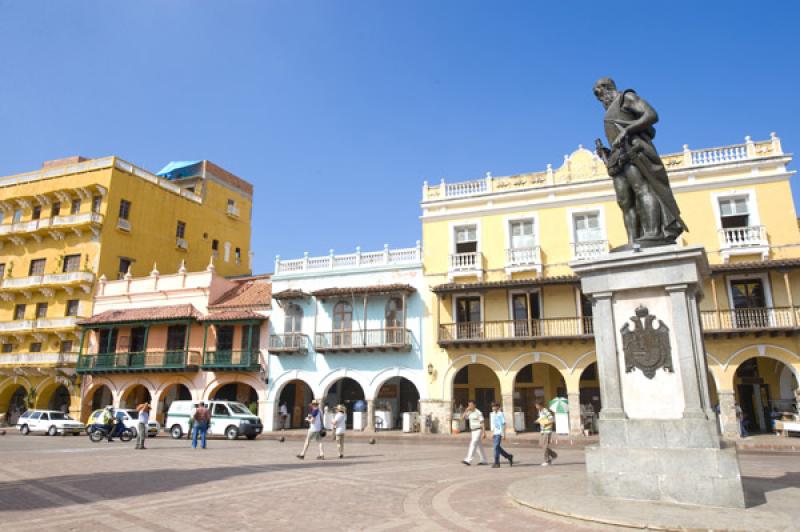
top-left (420, 133), bottom-right (800, 438)
top-left (0, 156), bottom-right (253, 425)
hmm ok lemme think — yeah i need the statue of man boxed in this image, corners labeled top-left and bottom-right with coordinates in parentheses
top-left (593, 78), bottom-right (687, 248)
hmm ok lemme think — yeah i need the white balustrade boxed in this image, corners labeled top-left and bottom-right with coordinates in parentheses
top-left (572, 240), bottom-right (609, 261)
top-left (449, 252), bottom-right (482, 272)
top-left (0, 212), bottom-right (103, 236)
top-left (718, 226), bottom-right (767, 248)
top-left (0, 352), bottom-right (78, 366)
top-left (274, 244), bottom-right (422, 275)
top-left (691, 144), bottom-right (748, 166)
top-left (445, 179), bottom-right (487, 198)
top-left (0, 320), bottom-right (35, 332)
top-left (506, 246), bottom-right (542, 267)
top-left (34, 317), bottom-right (80, 330)
top-left (0, 271), bottom-right (94, 290)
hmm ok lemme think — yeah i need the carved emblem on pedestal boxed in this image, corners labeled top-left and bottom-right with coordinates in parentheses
top-left (620, 305), bottom-right (673, 379)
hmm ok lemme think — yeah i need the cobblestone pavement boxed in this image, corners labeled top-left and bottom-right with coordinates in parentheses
top-left (0, 433), bottom-right (797, 531)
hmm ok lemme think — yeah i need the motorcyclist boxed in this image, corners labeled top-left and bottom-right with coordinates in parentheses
top-left (99, 406), bottom-right (117, 442)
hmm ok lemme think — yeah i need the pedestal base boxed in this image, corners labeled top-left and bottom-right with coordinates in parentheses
top-left (586, 444), bottom-right (745, 508)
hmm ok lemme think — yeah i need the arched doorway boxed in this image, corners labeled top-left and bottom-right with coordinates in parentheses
top-left (89, 385), bottom-right (113, 412)
top-left (48, 385), bottom-right (72, 413)
top-left (5, 386), bottom-right (28, 425)
top-left (120, 385), bottom-right (151, 409)
top-left (579, 362), bottom-right (601, 434)
top-left (734, 357), bottom-right (798, 434)
top-left (325, 378), bottom-right (364, 428)
top-left (453, 364), bottom-right (501, 428)
top-left (213, 383), bottom-right (259, 414)
top-left (278, 379), bottom-right (314, 429)
top-left (158, 383), bottom-right (191, 424)
top-left (375, 377), bottom-right (420, 430)
top-left (513, 363), bottom-right (566, 432)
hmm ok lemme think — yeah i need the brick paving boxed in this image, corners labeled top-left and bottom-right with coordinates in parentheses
top-left (0, 432), bottom-right (797, 531)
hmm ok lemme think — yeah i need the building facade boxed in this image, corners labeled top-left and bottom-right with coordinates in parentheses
top-left (76, 265), bottom-right (270, 425)
top-left (265, 244), bottom-right (428, 431)
top-left (419, 133), bottom-right (800, 437)
top-left (0, 156), bottom-right (253, 425)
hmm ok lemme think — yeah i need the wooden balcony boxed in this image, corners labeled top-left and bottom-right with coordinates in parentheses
top-left (268, 333), bottom-right (310, 354)
top-left (201, 350), bottom-right (260, 371)
top-left (315, 328), bottom-right (412, 353)
top-left (438, 318), bottom-right (594, 347)
top-left (701, 307), bottom-right (800, 337)
top-left (76, 350), bottom-right (201, 374)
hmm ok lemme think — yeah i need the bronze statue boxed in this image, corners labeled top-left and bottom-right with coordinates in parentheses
top-left (594, 78), bottom-right (687, 249)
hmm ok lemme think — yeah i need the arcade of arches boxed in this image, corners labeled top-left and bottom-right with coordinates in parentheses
top-left (0, 377), bottom-right (81, 425)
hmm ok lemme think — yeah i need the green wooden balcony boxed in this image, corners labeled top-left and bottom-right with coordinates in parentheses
top-left (76, 350), bottom-right (201, 374)
top-left (201, 350), bottom-right (261, 371)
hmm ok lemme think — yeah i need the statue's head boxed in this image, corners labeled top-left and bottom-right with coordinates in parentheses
top-left (593, 77), bottom-right (617, 109)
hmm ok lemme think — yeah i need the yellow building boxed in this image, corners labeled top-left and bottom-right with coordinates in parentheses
top-left (0, 156), bottom-right (253, 425)
top-left (419, 133), bottom-right (800, 438)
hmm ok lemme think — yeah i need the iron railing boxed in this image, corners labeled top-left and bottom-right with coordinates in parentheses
top-left (439, 317), bottom-right (594, 342)
top-left (268, 333), bottom-right (310, 353)
top-left (76, 350), bottom-right (201, 373)
top-left (700, 307), bottom-right (799, 331)
top-left (201, 350), bottom-right (260, 370)
top-left (315, 328), bottom-right (412, 351)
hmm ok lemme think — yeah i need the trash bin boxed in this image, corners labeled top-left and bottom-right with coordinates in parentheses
top-left (513, 411), bottom-right (526, 432)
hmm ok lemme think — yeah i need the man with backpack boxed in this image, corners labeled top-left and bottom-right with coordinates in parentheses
top-left (192, 402), bottom-right (211, 449)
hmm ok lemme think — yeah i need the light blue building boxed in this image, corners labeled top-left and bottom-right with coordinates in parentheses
top-left (264, 244), bottom-right (427, 431)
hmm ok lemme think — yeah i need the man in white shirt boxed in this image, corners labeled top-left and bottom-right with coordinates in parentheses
top-left (489, 402), bottom-right (513, 468)
top-left (279, 402), bottom-right (289, 430)
top-left (461, 400), bottom-right (488, 466)
top-left (297, 400), bottom-right (324, 460)
top-left (333, 404), bottom-right (347, 459)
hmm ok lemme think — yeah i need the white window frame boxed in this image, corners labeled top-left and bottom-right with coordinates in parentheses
top-left (504, 212), bottom-right (541, 275)
top-left (451, 293), bottom-right (484, 324)
top-left (725, 272), bottom-right (774, 311)
top-left (567, 206), bottom-right (607, 259)
top-left (448, 220), bottom-right (483, 280)
top-left (711, 188), bottom-right (768, 262)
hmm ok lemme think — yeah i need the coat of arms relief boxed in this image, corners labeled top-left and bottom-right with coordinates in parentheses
top-left (620, 305), bottom-right (673, 379)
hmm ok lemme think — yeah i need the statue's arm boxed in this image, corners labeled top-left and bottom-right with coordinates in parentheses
top-left (614, 92), bottom-right (659, 145)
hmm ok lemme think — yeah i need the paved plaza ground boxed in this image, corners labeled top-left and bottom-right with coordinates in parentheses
top-left (0, 432), bottom-right (798, 531)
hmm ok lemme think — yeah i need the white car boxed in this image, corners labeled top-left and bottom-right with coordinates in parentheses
top-left (165, 400), bottom-right (263, 440)
top-left (87, 408), bottom-right (160, 437)
top-left (16, 410), bottom-right (84, 436)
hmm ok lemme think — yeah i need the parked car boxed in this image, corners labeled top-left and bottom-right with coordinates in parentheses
top-left (165, 400), bottom-right (263, 440)
top-left (16, 410), bottom-right (84, 436)
top-left (86, 408), bottom-right (160, 437)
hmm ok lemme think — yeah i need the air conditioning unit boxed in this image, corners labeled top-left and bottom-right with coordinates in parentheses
top-left (176, 238), bottom-right (188, 250)
top-left (117, 219), bottom-right (131, 232)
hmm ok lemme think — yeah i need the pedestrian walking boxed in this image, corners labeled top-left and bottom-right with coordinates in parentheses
top-left (736, 403), bottom-right (748, 437)
top-left (535, 401), bottom-right (557, 466)
top-left (333, 404), bottom-right (346, 458)
top-left (297, 400), bottom-right (324, 460)
top-left (192, 402), bottom-right (210, 449)
top-left (461, 400), bottom-right (488, 466)
top-left (489, 402), bottom-right (513, 468)
top-left (279, 402), bottom-right (289, 430)
top-left (135, 402), bottom-right (151, 450)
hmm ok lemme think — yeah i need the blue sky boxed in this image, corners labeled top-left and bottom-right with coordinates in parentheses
top-left (1, 1), bottom-right (798, 273)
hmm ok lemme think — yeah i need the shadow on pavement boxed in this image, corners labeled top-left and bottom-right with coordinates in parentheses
top-left (743, 472), bottom-right (800, 508)
top-left (0, 460), bottom-right (372, 512)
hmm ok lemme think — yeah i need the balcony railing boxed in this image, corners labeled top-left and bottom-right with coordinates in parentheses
top-left (438, 317), bottom-right (594, 345)
top-left (0, 271), bottom-right (95, 291)
top-left (268, 333), bottom-right (310, 354)
top-left (505, 247), bottom-right (542, 272)
top-left (572, 240), bottom-right (609, 261)
top-left (0, 352), bottom-right (78, 367)
top-left (315, 328), bottom-right (412, 352)
top-left (201, 350), bottom-right (260, 371)
top-left (76, 350), bottom-right (201, 374)
top-left (701, 307), bottom-right (799, 332)
top-left (449, 251), bottom-right (483, 277)
top-left (0, 212), bottom-right (103, 236)
top-left (0, 317), bottom-right (79, 333)
top-left (275, 243), bottom-right (422, 276)
top-left (718, 226), bottom-right (767, 248)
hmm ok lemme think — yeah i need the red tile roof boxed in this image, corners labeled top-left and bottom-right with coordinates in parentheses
top-left (310, 284), bottom-right (416, 298)
top-left (210, 280), bottom-right (271, 309)
top-left (78, 304), bottom-right (201, 326)
top-left (432, 276), bottom-right (578, 293)
top-left (273, 289), bottom-right (311, 299)
top-left (710, 258), bottom-right (800, 273)
top-left (199, 310), bottom-right (265, 322)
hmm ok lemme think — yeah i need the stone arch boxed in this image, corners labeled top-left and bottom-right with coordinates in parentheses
top-left (154, 377), bottom-right (199, 402)
top-left (203, 375), bottom-right (266, 403)
top-left (118, 382), bottom-right (155, 408)
top-left (440, 353), bottom-right (505, 400)
top-left (368, 367), bottom-right (427, 401)
top-left (268, 369), bottom-right (321, 402)
top-left (0, 377), bottom-right (32, 425)
top-left (272, 375), bottom-right (315, 429)
top-left (569, 350), bottom-right (597, 376)
top-left (720, 344), bottom-right (800, 391)
top-left (33, 376), bottom-right (76, 411)
top-left (319, 368), bottom-right (369, 400)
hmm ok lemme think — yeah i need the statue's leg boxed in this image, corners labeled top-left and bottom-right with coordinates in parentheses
top-left (612, 175), bottom-right (637, 244)
top-left (624, 165), bottom-right (661, 240)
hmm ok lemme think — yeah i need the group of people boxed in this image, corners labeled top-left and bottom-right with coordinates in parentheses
top-left (91, 402), bottom-right (152, 449)
top-left (462, 400), bottom-right (558, 468)
top-left (296, 400), bottom-right (347, 460)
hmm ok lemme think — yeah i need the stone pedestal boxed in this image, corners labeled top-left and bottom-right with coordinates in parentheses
top-left (571, 245), bottom-right (745, 508)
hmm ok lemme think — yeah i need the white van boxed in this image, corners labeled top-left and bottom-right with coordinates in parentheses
top-left (165, 400), bottom-right (263, 440)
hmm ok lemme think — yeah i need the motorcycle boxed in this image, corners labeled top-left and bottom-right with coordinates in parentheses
top-left (88, 421), bottom-right (133, 442)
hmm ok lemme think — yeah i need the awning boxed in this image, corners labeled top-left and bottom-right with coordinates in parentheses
top-left (156, 160), bottom-right (202, 179)
top-left (273, 289), bottom-right (311, 300)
